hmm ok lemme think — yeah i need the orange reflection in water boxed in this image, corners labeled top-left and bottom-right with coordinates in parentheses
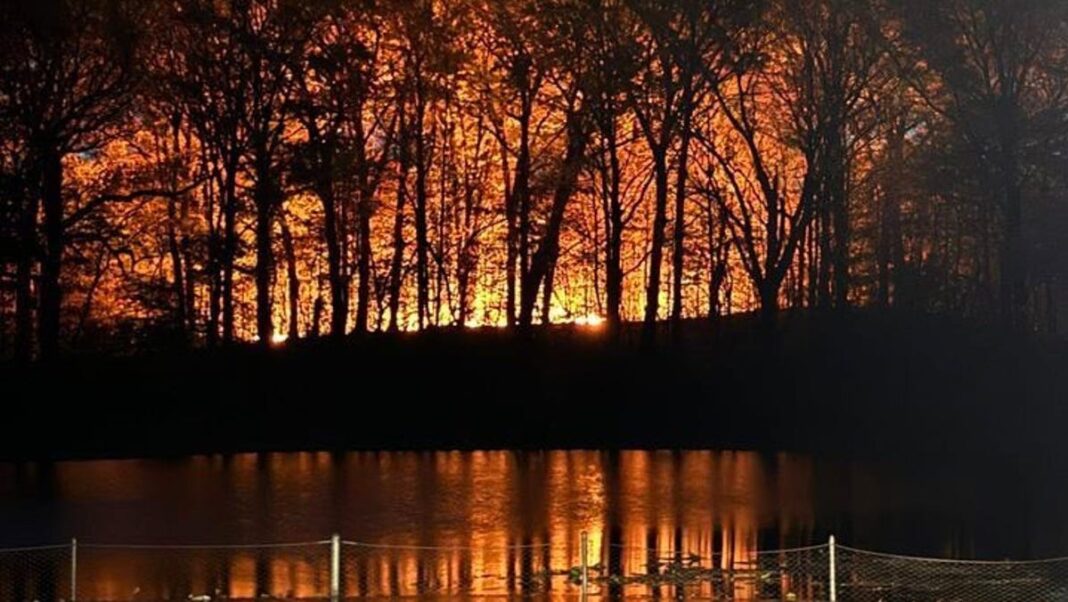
top-left (19, 450), bottom-right (826, 600)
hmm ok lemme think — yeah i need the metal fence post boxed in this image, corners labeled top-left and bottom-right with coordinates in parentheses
top-left (829, 535), bottom-right (837, 602)
top-left (580, 530), bottom-right (589, 599)
top-left (70, 537), bottom-right (78, 602)
top-left (330, 534), bottom-right (341, 602)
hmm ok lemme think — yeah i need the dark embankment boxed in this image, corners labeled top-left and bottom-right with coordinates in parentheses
top-left (2, 310), bottom-right (1067, 460)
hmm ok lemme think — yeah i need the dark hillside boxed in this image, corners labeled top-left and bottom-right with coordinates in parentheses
top-left (3, 310), bottom-right (1066, 460)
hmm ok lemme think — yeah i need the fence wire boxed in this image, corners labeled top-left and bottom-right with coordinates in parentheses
top-left (588, 543), bottom-right (830, 600)
top-left (835, 545), bottom-right (1068, 601)
top-left (76, 541), bottom-right (329, 601)
top-left (341, 541), bottom-right (559, 597)
top-left (5, 537), bottom-right (1068, 601)
top-left (0, 544), bottom-right (72, 602)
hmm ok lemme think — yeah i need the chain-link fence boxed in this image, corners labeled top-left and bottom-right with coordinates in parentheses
top-left (835, 545), bottom-right (1068, 601)
top-left (4, 536), bottom-right (1068, 600)
top-left (340, 540), bottom-right (561, 597)
top-left (0, 543), bottom-right (73, 601)
top-left (77, 541), bottom-right (332, 601)
top-left (582, 541), bottom-right (831, 600)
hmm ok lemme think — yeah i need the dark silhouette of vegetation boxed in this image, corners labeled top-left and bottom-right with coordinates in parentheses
top-left (2, 310), bottom-right (1067, 459)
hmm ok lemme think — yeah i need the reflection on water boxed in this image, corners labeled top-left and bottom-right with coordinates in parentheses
top-left (0, 450), bottom-right (1062, 599)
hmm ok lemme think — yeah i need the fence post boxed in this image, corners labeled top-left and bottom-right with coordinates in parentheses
top-left (70, 537), bottom-right (78, 602)
top-left (580, 530), bottom-right (589, 599)
top-left (330, 534), bottom-right (340, 602)
top-left (828, 535), bottom-right (837, 602)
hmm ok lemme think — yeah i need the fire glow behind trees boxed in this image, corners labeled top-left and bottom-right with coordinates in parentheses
top-left (0, 0), bottom-right (1067, 357)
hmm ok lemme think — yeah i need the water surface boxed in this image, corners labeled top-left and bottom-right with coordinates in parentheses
top-left (0, 450), bottom-right (1063, 599)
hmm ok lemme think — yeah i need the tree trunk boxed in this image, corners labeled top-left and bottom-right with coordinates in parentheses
top-left (167, 120), bottom-right (192, 343)
top-left (504, 172), bottom-right (517, 328)
top-left (816, 194), bottom-right (832, 309)
top-left (414, 93), bottom-right (430, 330)
top-left (37, 146), bottom-right (63, 360)
top-left (355, 186), bottom-right (373, 334)
top-left (828, 126), bottom-right (850, 309)
top-left (311, 296), bottom-right (323, 338)
top-left (759, 278), bottom-right (780, 323)
top-left (518, 110), bottom-right (588, 328)
top-left (1001, 175), bottom-right (1025, 328)
top-left (165, 124), bottom-right (187, 342)
top-left (321, 181), bottom-right (347, 337)
top-left (222, 158), bottom-right (238, 344)
top-left (253, 161), bottom-right (275, 347)
top-left (806, 216), bottom-right (819, 308)
top-left (14, 182), bottom-right (36, 361)
top-left (457, 259), bottom-right (470, 328)
top-left (877, 123), bottom-right (905, 308)
top-left (202, 153), bottom-right (220, 346)
top-left (541, 260), bottom-right (554, 325)
top-left (997, 100), bottom-right (1025, 329)
top-left (180, 191), bottom-right (195, 339)
top-left (670, 121), bottom-right (692, 325)
top-left (604, 120), bottom-right (624, 330)
top-left (166, 195), bottom-right (187, 339)
top-left (354, 106), bottom-right (373, 334)
top-left (388, 162), bottom-right (409, 332)
top-left (280, 213), bottom-right (299, 341)
top-left (643, 153), bottom-right (669, 329)
top-left (515, 98), bottom-right (533, 326)
top-left (704, 200), bottom-right (726, 320)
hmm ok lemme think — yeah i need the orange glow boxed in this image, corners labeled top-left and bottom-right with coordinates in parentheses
top-left (7, 0), bottom-right (1056, 353)
top-left (46, 451), bottom-right (830, 600)
top-left (574, 314), bottom-right (605, 328)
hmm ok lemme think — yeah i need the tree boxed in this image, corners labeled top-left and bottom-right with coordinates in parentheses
top-left (238, 0), bottom-right (312, 345)
top-left (483, 0), bottom-right (546, 327)
top-left (514, 0), bottom-right (602, 329)
top-left (2, 0), bottom-right (1065, 355)
top-left (893, 0), bottom-right (1068, 327)
top-left (0, 0), bottom-right (147, 358)
top-left (290, 0), bottom-right (394, 337)
top-left (290, 1), bottom-right (373, 338)
top-left (392, 0), bottom-right (455, 329)
top-left (0, 105), bottom-right (33, 359)
top-left (165, 0), bottom-right (251, 345)
top-left (625, 0), bottom-right (737, 332)
top-left (698, 14), bottom-right (818, 321)
top-left (583, 0), bottom-right (641, 330)
top-left (774, 0), bottom-right (888, 310)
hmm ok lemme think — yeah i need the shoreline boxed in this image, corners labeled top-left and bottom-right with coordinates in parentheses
top-left (3, 311), bottom-right (1066, 462)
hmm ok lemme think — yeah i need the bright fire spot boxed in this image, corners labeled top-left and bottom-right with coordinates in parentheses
top-left (270, 332), bottom-right (288, 345)
top-left (573, 314), bottom-right (605, 328)
top-left (459, 312), bottom-right (606, 329)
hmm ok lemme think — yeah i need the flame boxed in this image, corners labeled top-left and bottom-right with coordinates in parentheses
top-left (573, 314), bottom-right (605, 328)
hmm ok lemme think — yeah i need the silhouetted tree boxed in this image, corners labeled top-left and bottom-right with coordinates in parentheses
top-left (892, 0), bottom-right (1068, 328)
top-left (0, 0), bottom-right (148, 358)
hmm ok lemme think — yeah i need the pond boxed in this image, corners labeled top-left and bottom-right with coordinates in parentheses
top-left (0, 450), bottom-right (1064, 599)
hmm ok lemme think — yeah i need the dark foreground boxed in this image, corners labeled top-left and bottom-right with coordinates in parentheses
top-left (3, 310), bottom-right (1067, 460)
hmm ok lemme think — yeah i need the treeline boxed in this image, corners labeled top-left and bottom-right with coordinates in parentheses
top-left (1, 0), bottom-right (1066, 359)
